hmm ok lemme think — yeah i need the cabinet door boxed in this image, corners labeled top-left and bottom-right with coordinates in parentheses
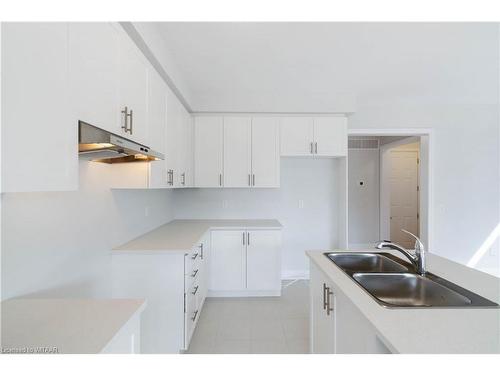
top-left (194, 117), bottom-right (224, 187)
top-left (117, 29), bottom-right (149, 145)
top-left (313, 117), bottom-right (347, 157)
top-left (210, 231), bottom-right (246, 291)
top-left (280, 117), bottom-right (314, 156)
top-left (251, 118), bottom-right (280, 188)
top-left (165, 89), bottom-right (181, 187)
top-left (69, 22), bottom-right (119, 134)
top-left (183, 113), bottom-right (194, 187)
top-left (246, 230), bottom-right (281, 291)
top-left (2, 23), bottom-right (77, 193)
top-left (223, 117), bottom-right (252, 187)
top-left (310, 263), bottom-right (335, 354)
top-left (176, 105), bottom-right (193, 187)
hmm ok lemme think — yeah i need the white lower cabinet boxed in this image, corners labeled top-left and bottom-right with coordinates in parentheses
top-left (310, 262), bottom-right (392, 354)
top-left (209, 229), bottom-right (281, 296)
top-left (111, 234), bottom-right (210, 353)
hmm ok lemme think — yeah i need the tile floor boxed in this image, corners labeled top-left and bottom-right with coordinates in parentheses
top-left (187, 279), bottom-right (310, 354)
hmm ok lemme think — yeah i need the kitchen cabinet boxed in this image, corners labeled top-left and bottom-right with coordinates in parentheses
top-left (209, 229), bottom-right (282, 296)
top-left (69, 22), bottom-right (119, 135)
top-left (117, 28), bottom-right (149, 146)
top-left (310, 262), bottom-right (336, 354)
top-left (223, 117), bottom-right (252, 187)
top-left (251, 117), bottom-right (280, 187)
top-left (177, 105), bottom-right (194, 187)
top-left (280, 116), bottom-right (347, 157)
top-left (194, 117), bottom-right (224, 187)
top-left (2, 22), bottom-right (78, 192)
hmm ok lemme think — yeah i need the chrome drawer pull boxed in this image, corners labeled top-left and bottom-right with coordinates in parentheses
top-left (192, 285), bottom-right (199, 295)
top-left (191, 269), bottom-right (199, 278)
top-left (191, 310), bottom-right (199, 321)
top-left (191, 252), bottom-right (199, 260)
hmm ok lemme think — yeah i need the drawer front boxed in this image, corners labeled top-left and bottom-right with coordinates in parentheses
top-left (185, 262), bottom-right (201, 289)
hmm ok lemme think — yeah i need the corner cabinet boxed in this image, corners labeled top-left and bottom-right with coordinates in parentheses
top-left (280, 116), bottom-right (347, 157)
top-left (209, 229), bottom-right (281, 296)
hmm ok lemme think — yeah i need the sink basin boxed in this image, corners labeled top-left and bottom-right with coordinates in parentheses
top-left (352, 273), bottom-right (473, 307)
top-left (326, 253), bottom-right (411, 273)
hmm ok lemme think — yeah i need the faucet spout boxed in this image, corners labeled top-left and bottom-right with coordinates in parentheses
top-left (375, 230), bottom-right (426, 275)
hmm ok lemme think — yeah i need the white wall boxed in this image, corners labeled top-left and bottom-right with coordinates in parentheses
top-left (173, 158), bottom-right (341, 278)
top-left (1, 161), bottom-right (174, 300)
top-left (348, 149), bottom-right (380, 247)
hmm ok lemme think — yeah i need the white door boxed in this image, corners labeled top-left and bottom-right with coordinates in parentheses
top-left (310, 263), bottom-right (335, 354)
top-left (210, 231), bottom-right (246, 291)
top-left (68, 22), bottom-right (119, 133)
top-left (280, 117), bottom-right (314, 156)
top-left (117, 29), bottom-right (149, 145)
top-left (251, 118), bottom-right (280, 188)
top-left (223, 117), bottom-right (252, 187)
top-left (313, 117), bottom-right (347, 157)
top-left (246, 230), bottom-right (281, 291)
top-left (194, 117), bottom-right (224, 187)
top-left (390, 150), bottom-right (419, 248)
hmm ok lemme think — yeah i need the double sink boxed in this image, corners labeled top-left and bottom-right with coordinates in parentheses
top-left (325, 252), bottom-right (499, 308)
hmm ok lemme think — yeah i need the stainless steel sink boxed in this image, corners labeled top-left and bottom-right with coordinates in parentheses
top-left (324, 252), bottom-right (499, 308)
top-left (326, 253), bottom-right (411, 273)
top-left (352, 273), bottom-right (473, 307)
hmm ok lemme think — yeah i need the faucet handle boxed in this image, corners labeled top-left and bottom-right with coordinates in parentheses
top-left (401, 229), bottom-right (424, 252)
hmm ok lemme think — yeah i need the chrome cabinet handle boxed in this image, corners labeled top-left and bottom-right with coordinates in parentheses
top-left (252, 174), bottom-right (255, 186)
top-left (248, 174), bottom-right (251, 186)
top-left (247, 232), bottom-right (250, 246)
top-left (191, 309), bottom-right (199, 321)
top-left (310, 142), bottom-right (314, 154)
top-left (326, 287), bottom-right (333, 315)
top-left (323, 283), bottom-right (328, 310)
top-left (242, 232), bottom-right (245, 245)
top-left (219, 173), bottom-right (222, 187)
top-left (181, 172), bottom-right (186, 186)
top-left (191, 252), bottom-right (199, 260)
top-left (198, 243), bottom-right (203, 259)
top-left (121, 106), bottom-right (129, 133)
top-left (191, 269), bottom-right (199, 277)
top-left (129, 109), bottom-right (133, 135)
top-left (192, 285), bottom-right (199, 295)
top-left (315, 142), bottom-right (318, 154)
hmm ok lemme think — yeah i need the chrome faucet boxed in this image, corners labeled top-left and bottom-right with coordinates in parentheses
top-left (376, 230), bottom-right (426, 275)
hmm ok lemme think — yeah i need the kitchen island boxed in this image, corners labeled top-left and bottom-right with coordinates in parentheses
top-left (307, 249), bottom-right (500, 354)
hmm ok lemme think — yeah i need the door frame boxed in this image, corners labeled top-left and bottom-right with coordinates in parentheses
top-left (348, 128), bottom-right (433, 252)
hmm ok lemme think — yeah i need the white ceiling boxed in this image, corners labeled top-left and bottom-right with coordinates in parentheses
top-left (154, 22), bottom-right (498, 113)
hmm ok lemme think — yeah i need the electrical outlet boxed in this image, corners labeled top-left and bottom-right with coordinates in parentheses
top-left (298, 200), bottom-right (304, 209)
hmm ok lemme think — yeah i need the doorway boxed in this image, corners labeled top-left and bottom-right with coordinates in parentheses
top-left (347, 131), bottom-right (431, 251)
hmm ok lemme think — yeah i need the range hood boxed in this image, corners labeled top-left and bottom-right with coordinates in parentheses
top-left (78, 122), bottom-right (164, 163)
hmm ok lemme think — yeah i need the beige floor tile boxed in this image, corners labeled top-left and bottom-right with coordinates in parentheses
top-left (251, 339), bottom-right (289, 354)
top-left (281, 318), bottom-right (309, 340)
top-left (214, 339), bottom-right (251, 354)
top-left (250, 318), bottom-right (286, 340)
top-left (286, 338), bottom-right (310, 354)
top-left (217, 318), bottom-right (251, 340)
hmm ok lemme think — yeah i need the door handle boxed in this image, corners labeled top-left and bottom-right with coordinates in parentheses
top-left (191, 309), bottom-right (199, 321)
top-left (326, 287), bottom-right (333, 315)
top-left (192, 285), bottom-right (199, 295)
top-left (219, 173), bottom-right (222, 187)
top-left (248, 174), bottom-right (251, 187)
top-left (128, 109), bottom-right (133, 135)
top-left (323, 283), bottom-right (328, 310)
top-left (242, 232), bottom-right (245, 245)
top-left (310, 142), bottom-right (314, 154)
top-left (315, 142), bottom-right (318, 154)
top-left (252, 174), bottom-right (255, 186)
top-left (191, 269), bottom-right (199, 278)
top-left (191, 252), bottom-right (199, 260)
top-left (247, 232), bottom-right (250, 246)
top-left (181, 172), bottom-right (186, 186)
top-left (198, 243), bottom-right (203, 259)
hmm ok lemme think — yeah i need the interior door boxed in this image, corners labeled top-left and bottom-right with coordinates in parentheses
top-left (251, 118), bottom-right (280, 187)
top-left (223, 117), bottom-right (252, 187)
top-left (246, 230), bottom-right (281, 291)
top-left (310, 263), bottom-right (335, 354)
top-left (313, 117), bottom-right (347, 157)
top-left (210, 231), bottom-right (246, 291)
top-left (390, 150), bottom-right (419, 248)
top-left (117, 29), bottom-right (149, 145)
top-left (194, 117), bottom-right (224, 187)
top-left (280, 117), bottom-right (314, 156)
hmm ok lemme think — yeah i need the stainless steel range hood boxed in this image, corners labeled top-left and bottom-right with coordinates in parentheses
top-left (78, 122), bottom-right (164, 163)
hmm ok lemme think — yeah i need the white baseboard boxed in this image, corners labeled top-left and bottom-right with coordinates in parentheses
top-left (207, 290), bottom-right (281, 298)
top-left (281, 270), bottom-right (310, 280)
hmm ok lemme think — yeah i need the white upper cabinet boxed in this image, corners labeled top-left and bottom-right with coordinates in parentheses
top-left (68, 23), bottom-right (119, 134)
top-left (117, 29), bottom-right (149, 145)
top-left (314, 117), bottom-right (347, 157)
top-left (177, 105), bottom-right (193, 187)
top-left (147, 67), bottom-right (167, 155)
top-left (251, 117), bottom-right (280, 188)
top-left (280, 117), bottom-right (314, 156)
top-left (2, 23), bottom-right (77, 192)
top-left (223, 117), bottom-right (252, 187)
top-left (194, 117), bottom-right (224, 187)
top-left (280, 116), bottom-right (347, 157)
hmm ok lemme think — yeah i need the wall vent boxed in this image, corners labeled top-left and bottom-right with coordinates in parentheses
top-left (348, 138), bottom-right (380, 150)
